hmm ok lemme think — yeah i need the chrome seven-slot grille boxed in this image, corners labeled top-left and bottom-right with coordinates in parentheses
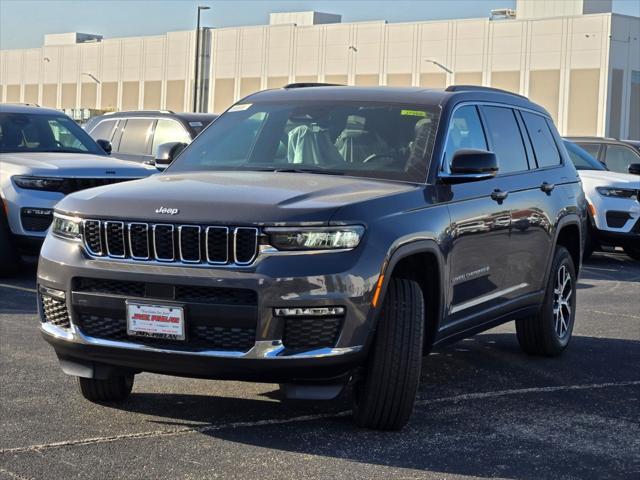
top-left (82, 220), bottom-right (258, 265)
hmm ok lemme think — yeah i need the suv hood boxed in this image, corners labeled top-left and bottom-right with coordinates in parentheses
top-left (55, 171), bottom-right (419, 224)
top-left (578, 169), bottom-right (640, 188)
top-left (0, 152), bottom-right (154, 177)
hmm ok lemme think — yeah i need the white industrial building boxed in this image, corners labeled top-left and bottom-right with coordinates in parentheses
top-left (1, 0), bottom-right (638, 138)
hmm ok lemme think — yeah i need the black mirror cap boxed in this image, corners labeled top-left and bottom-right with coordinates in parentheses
top-left (450, 149), bottom-right (499, 174)
top-left (155, 142), bottom-right (188, 169)
top-left (628, 163), bottom-right (640, 175)
top-left (96, 139), bottom-right (112, 155)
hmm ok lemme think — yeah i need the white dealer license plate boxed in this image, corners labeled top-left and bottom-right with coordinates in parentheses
top-left (126, 302), bottom-right (185, 341)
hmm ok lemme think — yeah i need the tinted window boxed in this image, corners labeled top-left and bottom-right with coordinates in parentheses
top-left (152, 119), bottom-right (191, 156)
top-left (481, 106), bottom-right (528, 174)
top-left (444, 105), bottom-right (487, 167)
top-left (118, 119), bottom-right (154, 155)
top-left (577, 143), bottom-right (601, 159)
top-left (521, 112), bottom-right (560, 167)
top-left (89, 119), bottom-right (117, 142)
top-left (168, 101), bottom-right (440, 183)
top-left (563, 141), bottom-right (606, 171)
top-left (604, 145), bottom-right (640, 174)
top-left (0, 113), bottom-right (103, 154)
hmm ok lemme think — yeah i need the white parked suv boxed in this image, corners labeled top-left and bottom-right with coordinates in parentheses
top-left (0, 104), bottom-right (155, 275)
top-left (564, 140), bottom-right (640, 261)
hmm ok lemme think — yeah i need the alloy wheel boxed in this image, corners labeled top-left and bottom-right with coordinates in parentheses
top-left (553, 264), bottom-right (572, 338)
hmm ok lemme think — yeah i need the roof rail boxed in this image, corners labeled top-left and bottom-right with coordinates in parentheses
top-left (3, 102), bottom-right (40, 107)
top-left (445, 85), bottom-right (528, 100)
top-left (283, 82), bottom-right (343, 89)
top-left (104, 109), bottom-right (175, 115)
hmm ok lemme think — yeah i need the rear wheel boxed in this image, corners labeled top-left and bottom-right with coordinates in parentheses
top-left (516, 246), bottom-right (576, 356)
top-left (77, 375), bottom-right (134, 402)
top-left (623, 246), bottom-right (640, 262)
top-left (352, 278), bottom-right (424, 430)
top-left (0, 208), bottom-right (21, 277)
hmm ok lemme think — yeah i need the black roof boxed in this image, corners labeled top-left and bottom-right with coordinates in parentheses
top-left (0, 103), bottom-right (66, 116)
top-left (565, 136), bottom-right (640, 148)
top-left (241, 85), bottom-right (550, 118)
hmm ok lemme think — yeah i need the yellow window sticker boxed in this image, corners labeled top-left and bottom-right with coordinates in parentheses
top-left (401, 109), bottom-right (427, 117)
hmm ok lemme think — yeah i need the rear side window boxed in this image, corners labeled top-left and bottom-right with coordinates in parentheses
top-left (604, 145), bottom-right (640, 174)
top-left (89, 120), bottom-right (117, 142)
top-left (118, 119), bottom-right (154, 155)
top-left (521, 112), bottom-right (560, 168)
top-left (578, 142), bottom-right (601, 159)
top-left (152, 119), bottom-right (191, 156)
top-left (481, 106), bottom-right (528, 174)
top-left (443, 105), bottom-right (487, 167)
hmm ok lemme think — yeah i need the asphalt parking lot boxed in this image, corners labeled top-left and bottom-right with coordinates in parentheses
top-left (1, 253), bottom-right (638, 480)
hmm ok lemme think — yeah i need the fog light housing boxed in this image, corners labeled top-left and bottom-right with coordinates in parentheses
top-left (274, 307), bottom-right (345, 317)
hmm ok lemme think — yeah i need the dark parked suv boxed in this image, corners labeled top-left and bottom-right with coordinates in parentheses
top-left (38, 85), bottom-right (586, 430)
top-left (84, 110), bottom-right (217, 164)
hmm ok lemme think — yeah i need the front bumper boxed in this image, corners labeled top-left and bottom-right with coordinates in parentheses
top-left (38, 232), bottom-right (382, 382)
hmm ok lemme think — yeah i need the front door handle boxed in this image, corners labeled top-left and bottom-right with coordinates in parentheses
top-left (491, 189), bottom-right (509, 202)
top-left (540, 182), bottom-right (555, 194)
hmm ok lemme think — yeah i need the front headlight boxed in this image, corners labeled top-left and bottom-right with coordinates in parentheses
top-left (265, 226), bottom-right (364, 251)
top-left (51, 213), bottom-right (82, 240)
top-left (13, 176), bottom-right (65, 192)
top-left (596, 187), bottom-right (638, 200)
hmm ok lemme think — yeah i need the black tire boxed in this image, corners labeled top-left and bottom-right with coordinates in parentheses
top-left (623, 247), bottom-right (640, 262)
top-left (77, 375), bottom-right (134, 402)
top-left (582, 229), bottom-right (594, 261)
top-left (0, 209), bottom-right (22, 277)
top-left (353, 278), bottom-right (424, 430)
top-left (516, 246), bottom-right (576, 356)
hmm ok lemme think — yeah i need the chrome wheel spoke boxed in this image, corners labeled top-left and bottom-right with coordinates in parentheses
top-left (553, 263), bottom-right (573, 339)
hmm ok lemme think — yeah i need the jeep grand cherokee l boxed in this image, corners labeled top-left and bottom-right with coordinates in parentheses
top-left (38, 85), bottom-right (586, 430)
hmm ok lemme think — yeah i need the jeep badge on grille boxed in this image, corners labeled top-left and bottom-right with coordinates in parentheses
top-left (155, 207), bottom-right (179, 215)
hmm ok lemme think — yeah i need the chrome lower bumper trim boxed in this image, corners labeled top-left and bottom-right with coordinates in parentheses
top-left (41, 322), bottom-right (362, 360)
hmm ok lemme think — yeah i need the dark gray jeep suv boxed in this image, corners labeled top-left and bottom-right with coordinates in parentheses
top-left (38, 85), bottom-right (587, 430)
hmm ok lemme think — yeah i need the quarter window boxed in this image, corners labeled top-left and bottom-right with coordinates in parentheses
top-left (118, 119), bottom-right (154, 155)
top-left (603, 145), bottom-right (640, 174)
top-left (89, 120), bottom-right (117, 143)
top-left (521, 112), bottom-right (560, 168)
top-left (481, 106), bottom-right (528, 174)
top-left (152, 120), bottom-right (191, 156)
top-left (444, 105), bottom-right (487, 167)
top-left (578, 143), bottom-right (601, 159)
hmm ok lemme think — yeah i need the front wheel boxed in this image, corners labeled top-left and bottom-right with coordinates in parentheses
top-left (77, 375), bottom-right (134, 402)
top-left (516, 246), bottom-right (576, 356)
top-left (623, 246), bottom-right (640, 262)
top-left (352, 278), bottom-right (424, 430)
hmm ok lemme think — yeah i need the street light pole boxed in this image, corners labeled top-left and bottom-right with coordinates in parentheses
top-left (423, 59), bottom-right (453, 75)
top-left (193, 5), bottom-right (210, 112)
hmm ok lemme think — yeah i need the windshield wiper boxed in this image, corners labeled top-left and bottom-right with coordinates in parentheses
top-left (272, 167), bottom-right (344, 176)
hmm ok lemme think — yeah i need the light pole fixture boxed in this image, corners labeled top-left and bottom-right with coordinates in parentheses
top-left (193, 5), bottom-right (211, 112)
top-left (348, 45), bottom-right (358, 52)
top-left (424, 59), bottom-right (453, 75)
top-left (82, 73), bottom-right (101, 84)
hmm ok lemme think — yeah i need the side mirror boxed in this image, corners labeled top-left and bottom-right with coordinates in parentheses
top-left (96, 139), bottom-right (112, 154)
top-left (440, 149), bottom-right (498, 184)
top-left (155, 142), bottom-right (187, 170)
top-left (628, 163), bottom-right (640, 175)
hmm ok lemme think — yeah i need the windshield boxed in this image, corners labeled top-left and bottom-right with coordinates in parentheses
top-left (563, 140), bottom-right (606, 171)
top-left (168, 101), bottom-right (440, 183)
top-left (0, 112), bottom-right (104, 155)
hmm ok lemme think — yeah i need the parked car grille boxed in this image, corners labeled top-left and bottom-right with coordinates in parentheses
top-left (282, 316), bottom-right (343, 350)
top-left (59, 178), bottom-right (132, 195)
top-left (74, 278), bottom-right (258, 305)
top-left (77, 313), bottom-right (256, 351)
top-left (81, 220), bottom-right (259, 266)
top-left (21, 208), bottom-right (54, 232)
top-left (40, 294), bottom-right (71, 329)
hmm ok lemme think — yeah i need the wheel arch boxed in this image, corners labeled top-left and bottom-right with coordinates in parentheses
top-left (547, 215), bottom-right (583, 282)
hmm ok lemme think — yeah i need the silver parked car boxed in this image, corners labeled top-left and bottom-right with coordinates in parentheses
top-left (0, 104), bottom-right (156, 275)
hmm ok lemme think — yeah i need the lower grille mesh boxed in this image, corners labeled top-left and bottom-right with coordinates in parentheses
top-left (41, 295), bottom-right (71, 328)
top-left (282, 317), bottom-right (343, 350)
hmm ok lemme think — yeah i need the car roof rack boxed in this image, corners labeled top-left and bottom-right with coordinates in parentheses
top-left (104, 109), bottom-right (175, 115)
top-left (3, 102), bottom-right (40, 107)
top-left (283, 82), bottom-right (344, 89)
top-left (445, 85), bottom-right (528, 100)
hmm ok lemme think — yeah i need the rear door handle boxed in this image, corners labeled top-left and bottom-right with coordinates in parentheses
top-left (491, 189), bottom-right (509, 202)
top-left (540, 182), bottom-right (555, 193)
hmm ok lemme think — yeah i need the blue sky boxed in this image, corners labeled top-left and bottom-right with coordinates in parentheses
top-left (1, 0), bottom-right (639, 50)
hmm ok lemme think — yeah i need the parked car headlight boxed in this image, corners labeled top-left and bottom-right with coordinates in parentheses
top-left (266, 226), bottom-right (364, 250)
top-left (51, 213), bottom-right (82, 240)
top-left (596, 187), bottom-right (638, 200)
top-left (13, 175), bottom-right (64, 192)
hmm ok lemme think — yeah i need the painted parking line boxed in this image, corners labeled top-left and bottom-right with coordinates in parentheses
top-left (0, 284), bottom-right (37, 294)
top-left (1, 379), bottom-right (638, 456)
